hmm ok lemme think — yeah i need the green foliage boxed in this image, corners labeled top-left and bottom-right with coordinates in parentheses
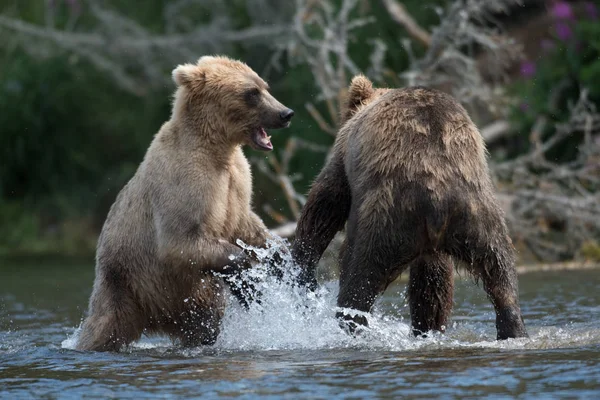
top-left (0, 0), bottom-right (467, 255)
top-left (508, 16), bottom-right (600, 160)
top-left (578, 21), bottom-right (600, 97)
top-left (0, 50), bottom-right (170, 198)
top-left (0, 48), bottom-right (170, 253)
top-left (581, 240), bottom-right (600, 262)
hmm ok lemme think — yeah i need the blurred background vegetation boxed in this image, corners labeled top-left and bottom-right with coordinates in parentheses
top-left (0, 0), bottom-right (598, 264)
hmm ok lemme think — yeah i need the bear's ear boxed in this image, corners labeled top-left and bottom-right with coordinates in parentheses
top-left (348, 75), bottom-right (374, 106)
top-left (341, 74), bottom-right (374, 123)
top-left (172, 63), bottom-right (204, 87)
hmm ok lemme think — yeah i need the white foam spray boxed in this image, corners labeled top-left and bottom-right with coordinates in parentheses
top-left (62, 237), bottom-right (599, 353)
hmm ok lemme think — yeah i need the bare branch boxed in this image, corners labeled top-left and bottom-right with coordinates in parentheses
top-left (381, 0), bottom-right (431, 47)
top-left (400, 0), bottom-right (522, 117)
top-left (492, 90), bottom-right (600, 261)
top-left (0, 5), bottom-right (289, 96)
top-left (270, 222), bottom-right (298, 238)
top-left (305, 103), bottom-right (337, 135)
top-left (481, 120), bottom-right (511, 143)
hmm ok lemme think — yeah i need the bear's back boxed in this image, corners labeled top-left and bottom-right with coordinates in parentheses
top-left (344, 87), bottom-right (490, 194)
top-left (341, 86), bottom-right (498, 241)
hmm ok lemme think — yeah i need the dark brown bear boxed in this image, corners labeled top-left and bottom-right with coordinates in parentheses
top-left (292, 75), bottom-right (528, 340)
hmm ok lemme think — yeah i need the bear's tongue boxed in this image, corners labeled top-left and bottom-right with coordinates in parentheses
top-left (253, 127), bottom-right (273, 151)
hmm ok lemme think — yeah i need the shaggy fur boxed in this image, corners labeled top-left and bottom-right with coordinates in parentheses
top-left (76, 56), bottom-right (294, 352)
top-left (292, 75), bottom-right (527, 340)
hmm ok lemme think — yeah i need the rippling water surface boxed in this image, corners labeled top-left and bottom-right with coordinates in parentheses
top-left (1, 254), bottom-right (599, 399)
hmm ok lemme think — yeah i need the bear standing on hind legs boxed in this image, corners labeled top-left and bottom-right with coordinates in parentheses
top-left (75, 56), bottom-right (294, 352)
top-left (291, 75), bottom-right (528, 340)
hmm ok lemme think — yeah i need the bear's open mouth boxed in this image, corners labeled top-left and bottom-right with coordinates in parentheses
top-left (251, 127), bottom-right (273, 151)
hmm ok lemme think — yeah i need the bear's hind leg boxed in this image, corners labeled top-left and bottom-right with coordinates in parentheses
top-left (473, 244), bottom-right (528, 340)
top-left (336, 220), bottom-right (417, 333)
top-left (407, 253), bottom-right (454, 337)
top-left (447, 218), bottom-right (528, 340)
top-left (76, 307), bottom-right (144, 352)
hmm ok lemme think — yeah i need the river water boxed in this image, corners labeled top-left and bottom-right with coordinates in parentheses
top-left (1, 256), bottom-right (599, 399)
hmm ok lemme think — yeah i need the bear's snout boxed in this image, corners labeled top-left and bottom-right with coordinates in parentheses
top-left (262, 106), bottom-right (294, 130)
top-left (279, 108), bottom-right (295, 123)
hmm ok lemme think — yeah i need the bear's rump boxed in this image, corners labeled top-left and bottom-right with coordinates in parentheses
top-left (351, 173), bottom-right (481, 254)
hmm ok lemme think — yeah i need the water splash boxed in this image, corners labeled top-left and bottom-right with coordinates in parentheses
top-left (60, 330), bottom-right (80, 350)
top-left (60, 238), bottom-right (600, 353)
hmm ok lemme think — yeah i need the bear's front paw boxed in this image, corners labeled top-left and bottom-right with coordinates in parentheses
top-left (295, 267), bottom-right (318, 292)
top-left (335, 310), bottom-right (369, 336)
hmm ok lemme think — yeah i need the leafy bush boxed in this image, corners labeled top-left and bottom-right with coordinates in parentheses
top-left (0, 50), bottom-right (170, 253)
top-left (508, 2), bottom-right (599, 160)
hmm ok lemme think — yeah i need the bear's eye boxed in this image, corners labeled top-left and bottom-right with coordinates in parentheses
top-left (244, 88), bottom-right (261, 107)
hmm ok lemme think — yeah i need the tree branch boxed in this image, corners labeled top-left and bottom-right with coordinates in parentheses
top-left (380, 0), bottom-right (431, 47)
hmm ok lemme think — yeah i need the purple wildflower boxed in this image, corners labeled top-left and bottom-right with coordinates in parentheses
top-left (519, 102), bottom-right (530, 112)
top-left (551, 1), bottom-right (574, 20)
top-left (519, 61), bottom-right (536, 79)
top-left (584, 2), bottom-right (599, 19)
top-left (554, 21), bottom-right (573, 41)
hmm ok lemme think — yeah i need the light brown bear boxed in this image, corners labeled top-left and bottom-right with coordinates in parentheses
top-left (292, 75), bottom-right (528, 340)
top-left (75, 56), bottom-right (294, 352)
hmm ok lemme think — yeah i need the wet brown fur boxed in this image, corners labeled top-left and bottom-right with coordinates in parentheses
top-left (292, 75), bottom-right (527, 340)
top-left (76, 56), bottom-right (292, 352)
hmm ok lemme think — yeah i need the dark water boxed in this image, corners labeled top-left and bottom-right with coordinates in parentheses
top-left (1, 256), bottom-right (599, 399)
